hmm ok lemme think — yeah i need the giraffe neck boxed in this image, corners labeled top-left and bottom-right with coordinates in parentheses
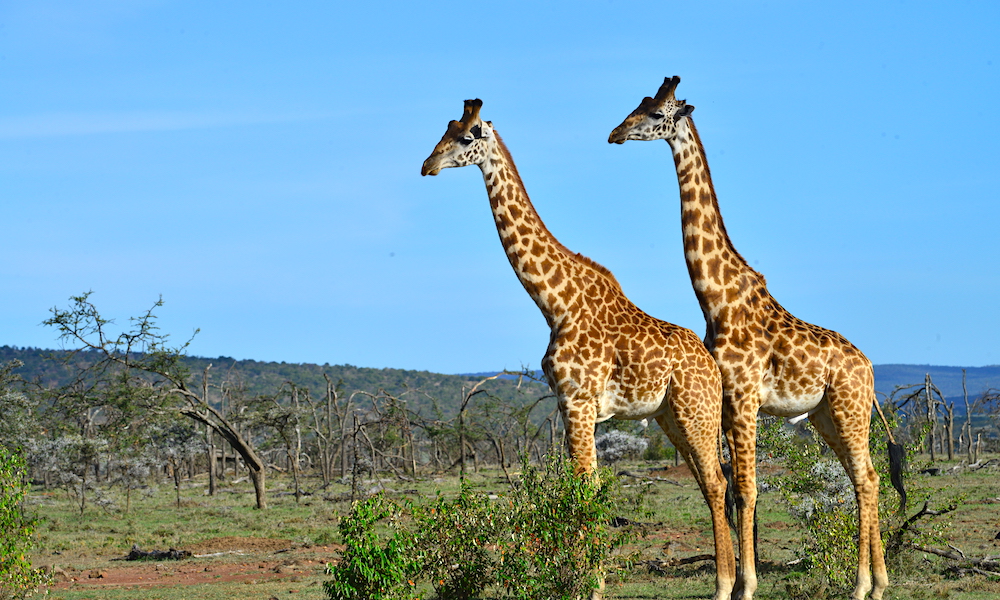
top-left (478, 132), bottom-right (620, 327)
top-left (668, 118), bottom-right (763, 321)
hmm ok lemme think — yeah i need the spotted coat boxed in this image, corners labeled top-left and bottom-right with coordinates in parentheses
top-left (423, 99), bottom-right (737, 600)
top-left (610, 76), bottom-right (888, 600)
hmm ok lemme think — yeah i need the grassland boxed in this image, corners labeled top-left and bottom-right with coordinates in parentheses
top-left (24, 454), bottom-right (1000, 600)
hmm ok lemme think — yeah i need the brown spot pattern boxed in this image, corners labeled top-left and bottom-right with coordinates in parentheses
top-left (425, 102), bottom-right (737, 598)
top-left (610, 86), bottom-right (888, 600)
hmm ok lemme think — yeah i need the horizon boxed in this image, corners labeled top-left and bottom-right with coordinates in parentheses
top-left (4, 343), bottom-right (999, 376)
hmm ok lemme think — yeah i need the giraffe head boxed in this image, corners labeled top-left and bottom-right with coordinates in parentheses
top-left (421, 99), bottom-right (495, 176)
top-left (608, 76), bottom-right (695, 144)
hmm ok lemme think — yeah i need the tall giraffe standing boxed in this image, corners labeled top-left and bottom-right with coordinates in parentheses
top-left (422, 99), bottom-right (736, 600)
top-left (609, 77), bottom-right (888, 600)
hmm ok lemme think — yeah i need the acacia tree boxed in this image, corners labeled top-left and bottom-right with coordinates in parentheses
top-left (44, 292), bottom-right (271, 509)
top-left (241, 383), bottom-right (308, 502)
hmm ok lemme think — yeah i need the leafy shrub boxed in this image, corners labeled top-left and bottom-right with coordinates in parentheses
top-left (757, 417), bottom-right (860, 590)
top-left (641, 428), bottom-right (675, 462)
top-left (413, 488), bottom-right (497, 599)
top-left (324, 494), bottom-right (420, 600)
top-left (0, 448), bottom-right (48, 600)
top-left (493, 455), bottom-right (633, 600)
top-left (325, 454), bottom-right (640, 600)
top-left (757, 413), bottom-right (928, 593)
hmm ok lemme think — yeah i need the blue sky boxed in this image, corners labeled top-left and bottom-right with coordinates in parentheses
top-left (2, 1), bottom-right (998, 374)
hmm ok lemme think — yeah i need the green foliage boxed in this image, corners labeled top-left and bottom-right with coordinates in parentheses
top-left (641, 427), bottom-right (675, 462)
top-left (756, 412), bottom-right (967, 594)
top-left (492, 455), bottom-right (632, 600)
top-left (324, 495), bottom-right (421, 600)
top-left (0, 361), bottom-right (38, 454)
top-left (325, 455), bottom-right (640, 600)
top-left (0, 448), bottom-right (48, 600)
top-left (412, 488), bottom-right (497, 599)
top-left (756, 416), bottom-right (862, 591)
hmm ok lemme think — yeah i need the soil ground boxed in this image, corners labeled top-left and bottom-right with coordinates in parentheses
top-left (43, 537), bottom-right (342, 599)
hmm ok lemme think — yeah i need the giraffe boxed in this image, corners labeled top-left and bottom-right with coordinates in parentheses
top-left (422, 99), bottom-right (736, 600)
top-left (608, 76), bottom-right (888, 600)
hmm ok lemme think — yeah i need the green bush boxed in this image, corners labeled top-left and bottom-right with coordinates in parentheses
top-left (641, 428), bottom-right (675, 462)
top-left (325, 454), bottom-right (640, 600)
top-left (757, 417), bottom-right (860, 591)
top-left (493, 455), bottom-right (630, 600)
top-left (413, 488), bottom-right (497, 599)
top-left (0, 448), bottom-right (48, 600)
top-left (757, 413), bottom-right (927, 594)
top-left (324, 494), bottom-right (421, 600)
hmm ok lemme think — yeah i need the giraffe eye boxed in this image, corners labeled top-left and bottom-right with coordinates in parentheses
top-left (459, 136), bottom-right (474, 146)
top-left (651, 112), bottom-right (665, 120)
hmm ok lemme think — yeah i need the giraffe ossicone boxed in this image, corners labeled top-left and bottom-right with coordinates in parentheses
top-left (610, 76), bottom-right (889, 600)
top-left (423, 98), bottom-right (737, 600)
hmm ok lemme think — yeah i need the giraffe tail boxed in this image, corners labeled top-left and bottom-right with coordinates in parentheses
top-left (720, 428), bottom-right (737, 532)
top-left (873, 397), bottom-right (907, 514)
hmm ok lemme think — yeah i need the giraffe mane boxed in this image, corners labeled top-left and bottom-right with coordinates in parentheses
top-left (492, 132), bottom-right (623, 292)
top-left (684, 118), bottom-right (766, 287)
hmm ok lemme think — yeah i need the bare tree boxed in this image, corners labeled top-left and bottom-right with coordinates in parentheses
top-left (242, 382), bottom-right (308, 502)
top-left (885, 374), bottom-right (950, 462)
top-left (44, 293), bottom-right (270, 509)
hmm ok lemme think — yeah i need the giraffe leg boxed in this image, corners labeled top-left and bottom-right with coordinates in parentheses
top-left (559, 399), bottom-right (604, 600)
top-left (655, 414), bottom-right (736, 600)
top-left (562, 399), bottom-right (598, 476)
top-left (809, 396), bottom-right (886, 600)
top-left (727, 395), bottom-right (760, 600)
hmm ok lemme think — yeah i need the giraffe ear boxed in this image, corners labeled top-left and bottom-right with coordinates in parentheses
top-left (675, 104), bottom-right (695, 121)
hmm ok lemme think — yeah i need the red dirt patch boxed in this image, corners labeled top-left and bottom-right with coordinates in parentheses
top-left (44, 537), bottom-right (345, 591)
top-left (648, 463), bottom-right (696, 480)
top-left (181, 536), bottom-right (295, 555)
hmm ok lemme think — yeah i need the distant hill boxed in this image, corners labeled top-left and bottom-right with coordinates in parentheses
top-left (472, 365), bottom-right (1000, 401)
top-left (5, 345), bottom-right (996, 418)
top-left (872, 364), bottom-right (1000, 405)
top-left (0, 346), bottom-right (553, 420)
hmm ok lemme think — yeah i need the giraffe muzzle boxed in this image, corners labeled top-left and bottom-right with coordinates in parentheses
top-left (420, 159), bottom-right (442, 176)
top-left (608, 128), bottom-right (629, 144)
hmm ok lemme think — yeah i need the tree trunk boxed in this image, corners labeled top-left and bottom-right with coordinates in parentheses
top-left (170, 456), bottom-right (182, 508)
top-left (203, 367), bottom-right (217, 496)
top-left (944, 402), bottom-right (955, 461)
top-left (78, 465), bottom-right (88, 516)
top-left (289, 447), bottom-right (301, 503)
top-left (351, 416), bottom-right (360, 503)
top-left (926, 373), bottom-right (936, 462)
top-left (179, 404), bottom-right (268, 509)
top-left (459, 406), bottom-right (467, 482)
top-left (206, 426), bottom-right (217, 496)
top-left (249, 465), bottom-right (266, 510)
top-left (406, 419), bottom-right (417, 477)
top-left (963, 370), bottom-right (974, 463)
